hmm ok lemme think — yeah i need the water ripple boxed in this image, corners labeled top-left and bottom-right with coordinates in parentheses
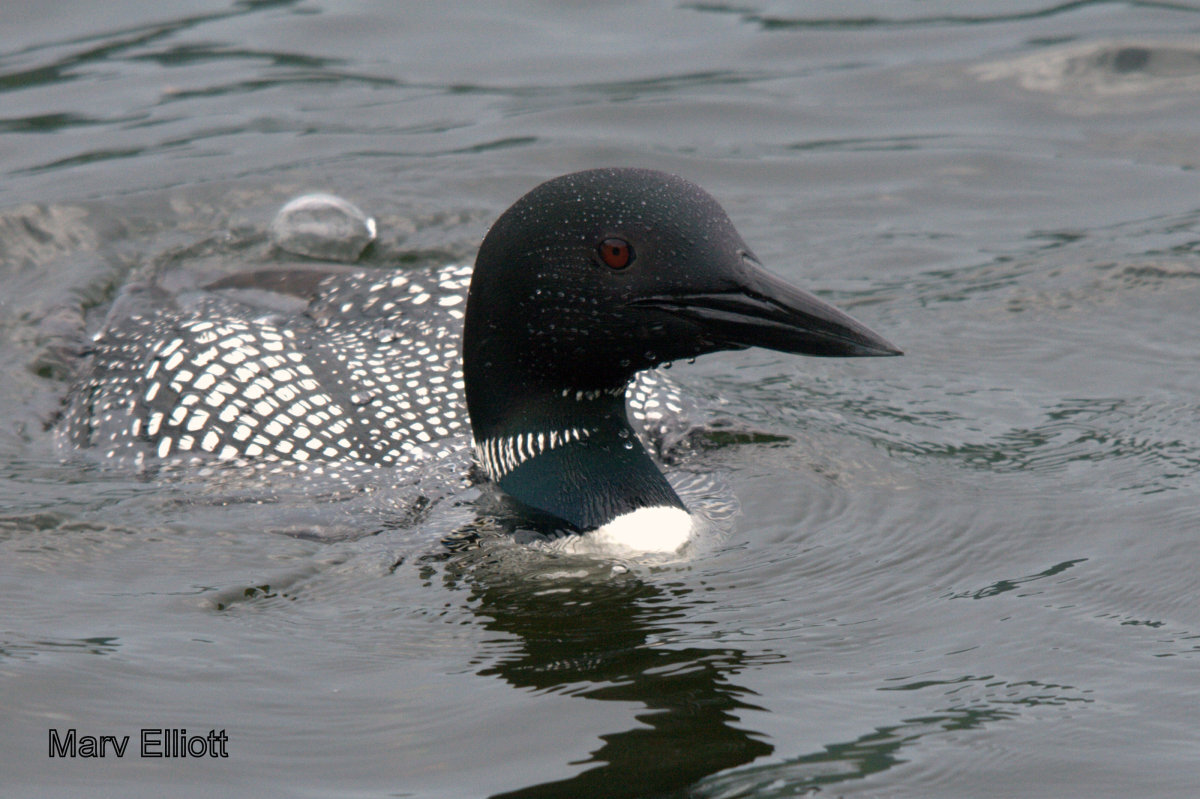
top-left (686, 0), bottom-right (1200, 31)
top-left (690, 705), bottom-right (1017, 798)
top-left (975, 38), bottom-right (1200, 100)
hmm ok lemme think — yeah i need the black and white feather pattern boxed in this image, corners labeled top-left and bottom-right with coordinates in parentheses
top-left (61, 263), bottom-right (691, 489)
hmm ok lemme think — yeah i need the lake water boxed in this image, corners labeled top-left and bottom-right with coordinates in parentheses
top-left (3, 2), bottom-right (1199, 797)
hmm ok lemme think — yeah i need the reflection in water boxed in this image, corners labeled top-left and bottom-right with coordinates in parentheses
top-left (0, 635), bottom-right (120, 661)
top-left (427, 533), bottom-right (1064, 797)
top-left (437, 549), bottom-right (773, 798)
top-left (690, 706), bottom-right (1015, 798)
top-left (947, 557), bottom-right (1087, 600)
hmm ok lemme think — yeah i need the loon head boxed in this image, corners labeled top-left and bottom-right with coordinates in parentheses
top-left (463, 168), bottom-right (899, 546)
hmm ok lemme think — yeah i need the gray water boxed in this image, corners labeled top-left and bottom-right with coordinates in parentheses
top-left (3, 2), bottom-right (1200, 797)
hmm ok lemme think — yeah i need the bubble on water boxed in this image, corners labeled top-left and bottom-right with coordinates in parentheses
top-left (269, 193), bottom-right (376, 263)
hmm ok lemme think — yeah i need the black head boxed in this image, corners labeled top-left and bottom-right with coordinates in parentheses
top-left (464, 168), bottom-right (898, 419)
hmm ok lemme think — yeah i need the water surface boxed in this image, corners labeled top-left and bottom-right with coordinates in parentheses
top-left (2, 2), bottom-right (1199, 797)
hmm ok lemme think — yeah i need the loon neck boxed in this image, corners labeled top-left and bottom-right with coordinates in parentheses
top-left (467, 381), bottom-right (685, 531)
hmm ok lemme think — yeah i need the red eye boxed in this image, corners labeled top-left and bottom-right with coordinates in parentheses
top-left (598, 238), bottom-right (634, 270)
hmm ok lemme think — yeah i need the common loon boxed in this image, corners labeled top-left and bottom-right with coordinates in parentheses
top-left (62, 168), bottom-right (900, 553)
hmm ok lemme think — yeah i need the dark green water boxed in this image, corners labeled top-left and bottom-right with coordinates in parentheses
top-left (2, 2), bottom-right (1199, 797)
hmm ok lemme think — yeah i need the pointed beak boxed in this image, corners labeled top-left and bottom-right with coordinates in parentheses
top-left (634, 259), bottom-right (902, 358)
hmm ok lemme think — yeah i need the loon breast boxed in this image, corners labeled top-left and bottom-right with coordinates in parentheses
top-left (556, 506), bottom-right (695, 556)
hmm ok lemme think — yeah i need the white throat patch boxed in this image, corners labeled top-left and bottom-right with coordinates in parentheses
top-left (551, 506), bottom-right (694, 556)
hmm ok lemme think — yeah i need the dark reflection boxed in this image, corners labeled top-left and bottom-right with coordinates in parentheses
top-left (433, 549), bottom-right (773, 798)
top-left (690, 706), bottom-right (1015, 798)
top-left (0, 635), bottom-right (120, 661)
top-left (682, 0), bottom-right (1177, 30)
top-left (1110, 47), bottom-right (1151, 73)
top-left (948, 557), bottom-right (1087, 600)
